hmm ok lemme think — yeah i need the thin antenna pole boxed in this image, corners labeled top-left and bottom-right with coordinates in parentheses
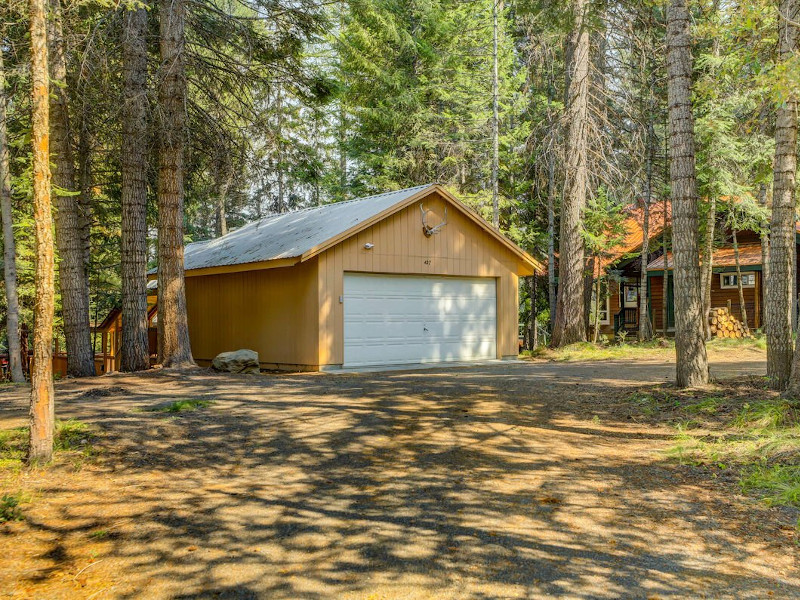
top-left (491, 0), bottom-right (500, 228)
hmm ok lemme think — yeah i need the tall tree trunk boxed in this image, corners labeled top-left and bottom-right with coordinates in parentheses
top-left (638, 196), bottom-right (653, 342)
top-left (639, 117), bottom-right (655, 342)
top-left (552, 0), bottom-right (589, 347)
top-left (583, 255), bottom-right (594, 336)
top-left (662, 198), bottom-right (670, 336)
top-left (547, 151), bottom-right (557, 331)
top-left (213, 153), bottom-right (231, 237)
top-left (28, 0), bottom-right (55, 463)
top-left (593, 264), bottom-right (601, 343)
top-left (530, 274), bottom-right (538, 349)
top-left (157, 0), bottom-right (194, 368)
top-left (666, 0), bottom-right (708, 387)
top-left (77, 103), bottom-right (91, 298)
top-left (700, 195), bottom-right (716, 339)
top-left (777, 0), bottom-right (800, 395)
top-left (0, 44), bottom-right (24, 383)
top-left (758, 183), bottom-right (770, 332)
top-left (120, 5), bottom-right (150, 372)
top-left (490, 0), bottom-right (499, 228)
top-left (276, 88), bottom-right (285, 212)
top-left (732, 229), bottom-right (749, 334)
top-left (48, 0), bottom-right (94, 377)
top-left (338, 101), bottom-right (347, 200)
top-left (769, 0), bottom-right (799, 391)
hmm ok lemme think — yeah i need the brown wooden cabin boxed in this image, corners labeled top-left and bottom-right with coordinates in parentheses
top-left (596, 203), bottom-right (800, 339)
top-left (52, 297), bottom-right (158, 377)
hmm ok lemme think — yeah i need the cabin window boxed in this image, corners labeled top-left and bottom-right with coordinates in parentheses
top-left (591, 281), bottom-right (610, 325)
top-left (720, 272), bottom-right (755, 289)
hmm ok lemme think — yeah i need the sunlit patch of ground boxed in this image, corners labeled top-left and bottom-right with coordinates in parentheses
top-left (0, 354), bottom-right (797, 599)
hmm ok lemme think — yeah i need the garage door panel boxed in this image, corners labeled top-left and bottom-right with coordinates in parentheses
top-left (343, 273), bottom-right (497, 367)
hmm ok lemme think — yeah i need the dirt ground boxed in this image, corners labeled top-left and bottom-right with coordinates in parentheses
top-left (1, 348), bottom-right (797, 599)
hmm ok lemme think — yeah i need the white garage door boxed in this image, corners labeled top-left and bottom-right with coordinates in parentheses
top-left (343, 273), bottom-right (497, 367)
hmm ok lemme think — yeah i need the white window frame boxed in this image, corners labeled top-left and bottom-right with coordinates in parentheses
top-left (720, 272), bottom-right (755, 289)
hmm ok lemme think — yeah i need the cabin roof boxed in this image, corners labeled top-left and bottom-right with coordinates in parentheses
top-left (601, 200), bottom-right (671, 269)
top-left (149, 184), bottom-right (541, 276)
top-left (647, 243), bottom-right (763, 271)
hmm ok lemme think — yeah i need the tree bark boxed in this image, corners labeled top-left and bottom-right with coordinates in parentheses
top-left (552, 0), bottom-right (589, 347)
top-left (490, 0), bottom-right (500, 228)
top-left (758, 184), bottom-right (770, 331)
top-left (593, 263), bottom-right (601, 343)
top-left (275, 88), bottom-right (285, 212)
top-left (77, 103), bottom-right (91, 300)
top-left (639, 117), bottom-right (655, 342)
top-left (531, 274), bottom-right (538, 349)
top-left (547, 151), bottom-right (557, 332)
top-left (120, 5), bottom-right (151, 373)
top-left (638, 196), bottom-right (653, 341)
top-left (583, 255), bottom-right (594, 336)
top-left (700, 196), bottom-right (716, 339)
top-left (732, 229), bottom-right (749, 334)
top-left (48, 0), bottom-right (94, 377)
top-left (666, 0), bottom-right (708, 387)
top-left (213, 153), bottom-right (231, 238)
top-left (157, 0), bottom-right (194, 368)
top-left (776, 0), bottom-right (800, 395)
top-left (0, 44), bottom-right (24, 383)
top-left (662, 199), bottom-right (670, 336)
top-left (28, 0), bottom-right (56, 463)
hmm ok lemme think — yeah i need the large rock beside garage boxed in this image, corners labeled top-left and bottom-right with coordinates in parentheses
top-left (211, 349), bottom-right (260, 374)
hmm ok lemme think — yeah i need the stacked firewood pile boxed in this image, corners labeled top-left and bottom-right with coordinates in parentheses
top-left (709, 306), bottom-right (750, 338)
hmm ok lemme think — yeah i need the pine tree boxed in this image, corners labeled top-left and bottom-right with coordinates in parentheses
top-left (28, 0), bottom-right (56, 463)
top-left (48, 0), bottom-right (94, 377)
top-left (157, 0), bottom-right (194, 368)
top-left (552, 0), bottom-right (590, 347)
top-left (666, 0), bottom-right (708, 387)
top-left (776, 0), bottom-right (800, 395)
top-left (0, 41), bottom-right (24, 383)
top-left (119, 2), bottom-right (150, 372)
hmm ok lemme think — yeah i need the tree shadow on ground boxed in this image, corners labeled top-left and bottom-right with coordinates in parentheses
top-left (1, 361), bottom-right (796, 599)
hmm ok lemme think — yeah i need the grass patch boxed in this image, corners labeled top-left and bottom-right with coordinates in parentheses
top-left (88, 528), bottom-right (111, 540)
top-left (684, 397), bottom-right (724, 415)
top-left (707, 332), bottom-right (767, 351)
top-left (631, 379), bottom-right (800, 509)
top-left (0, 419), bottom-right (97, 471)
top-left (145, 398), bottom-right (213, 413)
top-left (742, 465), bottom-right (800, 507)
top-left (0, 492), bottom-right (27, 523)
top-left (524, 334), bottom-right (766, 363)
top-left (525, 339), bottom-right (673, 362)
top-left (0, 427), bottom-right (28, 466)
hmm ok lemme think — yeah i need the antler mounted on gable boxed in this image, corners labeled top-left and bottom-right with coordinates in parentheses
top-left (420, 203), bottom-right (448, 237)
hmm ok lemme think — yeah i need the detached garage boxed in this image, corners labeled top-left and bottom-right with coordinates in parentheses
top-left (176, 184), bottom-right (540, 370)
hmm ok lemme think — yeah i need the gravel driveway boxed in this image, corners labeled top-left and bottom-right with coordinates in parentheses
top-left (1, 353), bottom-right (797, 599)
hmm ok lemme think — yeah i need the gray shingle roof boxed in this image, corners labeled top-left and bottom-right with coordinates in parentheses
top-left (170, 184), bottom-right (434, 273)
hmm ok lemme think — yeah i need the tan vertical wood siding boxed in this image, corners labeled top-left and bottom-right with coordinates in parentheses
top-left (317, 191), bottom-right (521, 365)
top-left (185, 258), bottom-right (319, 368)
